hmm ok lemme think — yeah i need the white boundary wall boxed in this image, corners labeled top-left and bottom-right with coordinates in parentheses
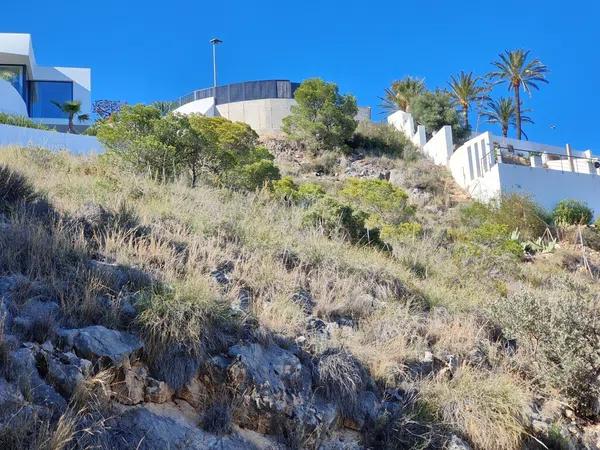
top-left (0, 124), bottom-right (103, 155)
top-left (387, 110), bottom-right (600, 217)
top-left (387, 110), bottom-right (426, 147)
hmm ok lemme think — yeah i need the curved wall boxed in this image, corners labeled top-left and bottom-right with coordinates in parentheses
top-left (0, 79), bottom-right (28, 116)
top-left (215, 98), bottom-right (295, 135)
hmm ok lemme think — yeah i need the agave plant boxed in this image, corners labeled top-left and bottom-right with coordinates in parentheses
top-left (488, 50), bottom-right (548, 140)
top-left (380, 77), bottom-right (425, 113)
top-left (481, 97), bottom-right (533, 138)
top-left (52, 100), bottom-right (89, 134)
top-left (448, 71), bottom-right (487, 129)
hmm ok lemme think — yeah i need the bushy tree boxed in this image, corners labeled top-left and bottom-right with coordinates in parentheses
top-left (552, 200), bottom-right (593, 226)
top-left (411, 90), bottom-right (470, 144)
top-left (97, 104), bottom-right (167, 177)
top-left (283, 78), bottom-right (358, 154)
top-left (97, 105), bottom-right (279, 190)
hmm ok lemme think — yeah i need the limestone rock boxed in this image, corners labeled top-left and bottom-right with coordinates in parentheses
top-left (7, 347), bottom-right (67, 417)
top-left (70, 325), bottom-right (143, 367)
top-left (145, 377), bottom-right (173, 404)
top-left (113, 365), bottom-right (147, 405)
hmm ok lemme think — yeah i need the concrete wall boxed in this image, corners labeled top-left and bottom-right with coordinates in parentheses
top-left (177, 97), bottom-right (372, 135)
top-left (216, 98), bottom-right (295, 134)
top-left (0, 123), bottom-right (103, 155)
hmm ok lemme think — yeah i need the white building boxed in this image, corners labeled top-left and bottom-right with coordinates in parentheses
top-left (174, 80), bottom-right (371, 135)
top-left (388, 110), bottom-right (600, 217)
top-left (0, 33), bottom-right (92, 132)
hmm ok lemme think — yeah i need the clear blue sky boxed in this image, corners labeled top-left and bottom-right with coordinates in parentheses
top-left (3, 0), bottom-right (598, 150)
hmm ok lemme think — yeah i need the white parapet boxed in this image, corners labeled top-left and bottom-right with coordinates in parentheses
top-left (387, 110), bottom-right (427, 147)
top-left (0, 124), bottom-right (103, 154)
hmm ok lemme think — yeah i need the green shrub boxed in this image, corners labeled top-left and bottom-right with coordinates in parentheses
top-left (271, 177), bottom-right (325, 205)
top-left (461, 195), bottom-right (548, 241)
top-left (349, 121), bottom-right (418, 159)
top-left (297, 182), bottom-right (326, 202)
top-left (302, 196), bottom-right (380, 245)
top-left (0, 113), bottom-right (50, 130)
top-left (339, 178), bottom-right (414, 227)
top-left (552, 200), bottom-right (593, 226)
top-left (466, 223), bottom-right (523, 258)
top-left (271, 176), bottom-right (299, 202)
top-left (380, 222), bottom-right (423, 242)
top-left (490, 289), bottom-right (600, 416)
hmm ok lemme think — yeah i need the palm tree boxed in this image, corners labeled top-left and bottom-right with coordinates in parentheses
top-left (481, 97), bottom-right (533, 138)
top-left (380, 76), bottom-right (425, 113)
top-left (52, 100), bottom-right (89, 133)
top-left (448, 71), bottom-right (487, 130)
top-left (488, 49), bottom-right (548, 140)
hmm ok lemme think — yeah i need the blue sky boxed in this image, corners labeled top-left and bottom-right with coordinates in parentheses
top-left (2, 0), bottom-right (599, 150)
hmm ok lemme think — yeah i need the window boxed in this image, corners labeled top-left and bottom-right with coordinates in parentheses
top-left (0, 65), bottom-right (26, 100)
top-left (28, 81), bottom-right (73, 118)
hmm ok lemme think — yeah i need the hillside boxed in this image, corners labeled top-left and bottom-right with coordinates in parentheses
top-left (0, 138), bottom-right (600, 450)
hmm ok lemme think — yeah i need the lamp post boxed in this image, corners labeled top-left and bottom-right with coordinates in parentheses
top-left (210, 38), bottom-right (223, 90)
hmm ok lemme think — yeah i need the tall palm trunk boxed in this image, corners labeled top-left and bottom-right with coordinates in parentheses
top-left (68, 113), bottom-right (74, 134)
top-left (463, 103), bottom-right (470, 130)
top-left (513, 83), bottom-right (522, 140)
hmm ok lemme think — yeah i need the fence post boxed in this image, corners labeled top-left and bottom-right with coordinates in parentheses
top-left (566, 143), bottom-right (575, 172)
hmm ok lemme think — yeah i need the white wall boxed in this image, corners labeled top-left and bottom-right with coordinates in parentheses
top-left (448, 132), bottom-right (495, 190)
top-left (497, 163), bottom-right (600, 216)
top-left (174, 97), bottom-right (216, 116)
top-left (387, 110), bottom-right (426, 147)
top-left (423, 126), bottom-right (453, 165)
top-left (0, 124), bottom-right (103, 155)
top-left (0, 80), bottom-right (28, 116)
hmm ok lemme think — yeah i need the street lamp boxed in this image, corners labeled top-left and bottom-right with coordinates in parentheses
top-left (210, 38), bottom-right (223, 89)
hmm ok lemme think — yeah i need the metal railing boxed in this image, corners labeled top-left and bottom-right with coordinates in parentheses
top-left (479, 144), bottom-right (600, 175)
top-left (174, 80), bottom-right (300, 108)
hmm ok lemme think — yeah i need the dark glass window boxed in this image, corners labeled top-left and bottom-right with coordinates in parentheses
top-left (0, 65), bottom-right (26, 100)
top-left (28, 81), bottom-right (73, 118)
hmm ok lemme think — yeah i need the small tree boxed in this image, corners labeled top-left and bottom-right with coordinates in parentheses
top-left (283, 78), bottom-right (358, 154)
top-left (411, 90), bottom-right (470, 144)
top-left (52, 100), bottom-right (89, 133)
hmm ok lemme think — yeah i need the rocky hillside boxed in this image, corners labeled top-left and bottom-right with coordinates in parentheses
top-left (1, 145), bottom-right (600, 450)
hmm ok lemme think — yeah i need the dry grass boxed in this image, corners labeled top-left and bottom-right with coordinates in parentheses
top-left (1, 146), bottom-right (600, 449)
top-left (420, 366), bottom-right (531, 450)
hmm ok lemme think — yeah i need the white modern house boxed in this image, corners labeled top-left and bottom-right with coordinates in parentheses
top-left (0, 33), bottom-right (92, 132)
top-left (174, 80), bottom-right (371, 135)
top-left (388, 110), bottom-right (600, 216)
